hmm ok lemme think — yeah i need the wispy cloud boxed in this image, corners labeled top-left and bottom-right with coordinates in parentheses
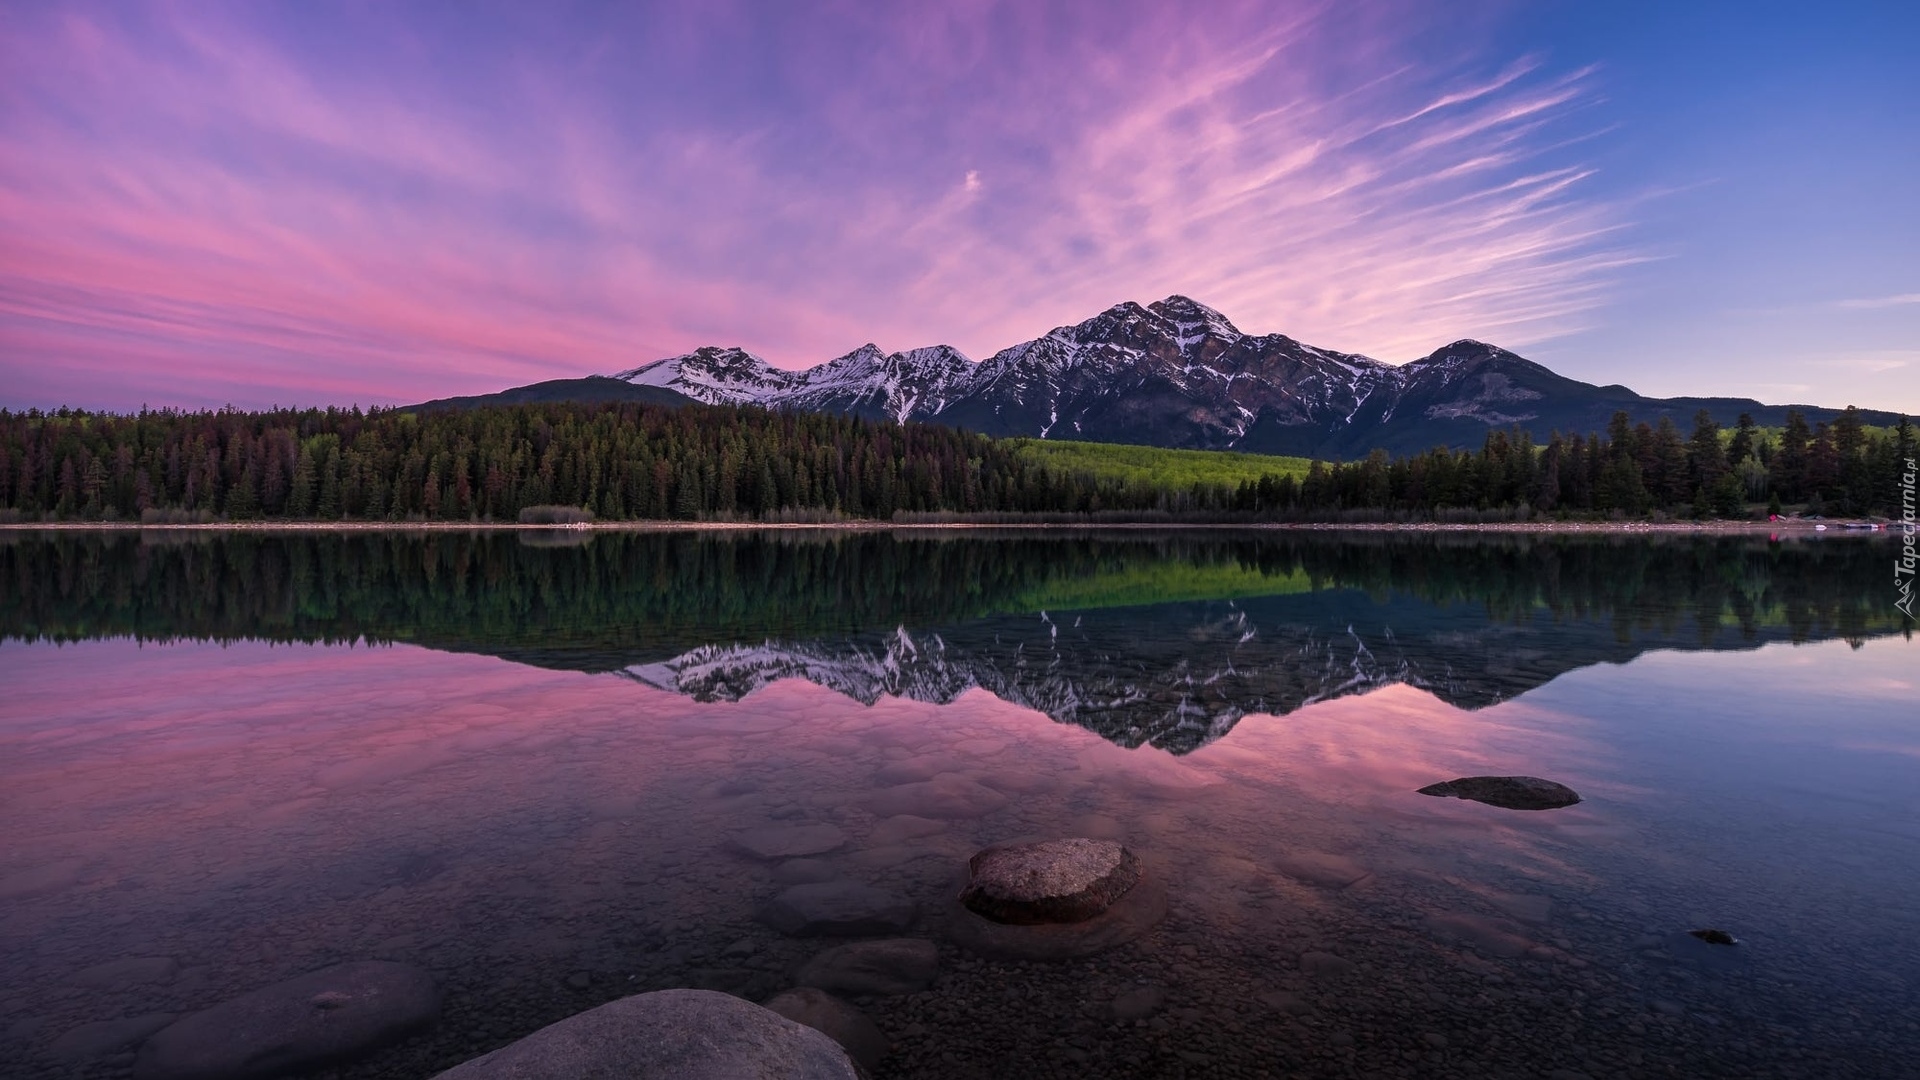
top-left (1826, 350), bottom-right (1916, 374)
top-left (1836, 293), bottom-right (1920, 309)
top-left (0, 1), bottom-right (1636, 408)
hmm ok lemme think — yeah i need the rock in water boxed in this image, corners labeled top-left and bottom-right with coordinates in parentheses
top-left (51, 1014), bottom-right (177, 1063)
top-left (758, 881), bottom-right (918, 937)
top-left (868, 814), bottom-right (948, 846)
top-left (72, 957), bottom-right (181, 990)
top-left (133, 961), bottom-right (440, 1080)
top-left (795, 938), bottom-right (940, 996)
top-left (947, 840), bottom-right (1165, 960)
top-left (1272, 851), bottom-right (1370, 889)
top-left (1417, 776), bottom-right (1581, 811)
top-left (762, 988), bottom-right (889, 1072)
top-left (430, 989), bottom-right (858, 1079)
top-left (731, 824), bottom-right (848, 860)
top-left (960, 838), bottom-right (1141, 925)
top-left (864, 776), bottom-right (1008, 819)
top-left (772, 859), bottom-right (842, 886)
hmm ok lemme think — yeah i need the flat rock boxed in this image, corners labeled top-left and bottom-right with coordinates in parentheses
top-left (960, 839), bottom-right (1141, 925)
top-left (1273, 852), bottom-right (1370, 889)
top-left (51, 1014), bottom-right (177, 1062)
top-left (845, 845), bottom-right (940, 871)
top-left (772, 859), bottom-right (842, 886)
top-left (73, 956), bottom-right (181, 990)
top-left (947, 872), bottom-right (1167, 960)
top-left (1418, 776), bottom-right (1581, 811)
top-left (1425, 913), bottom-right (1533, 958)
top-left (431, 989), bottom-right (857, 1079)
top-left (869, 815), bottom-right (947, 846)
top-left (134, 961), bottom-right (440, 1080)
top-left (865, 776), bottom-right (1008, 820)
top-left (795, 938), bottom-right (939, 996)
top-left (732, 824), bottom-right (848, 860)
top-left (762, 988), bottom-right (888, 1072)
top-left (758, 882), bottom-right (918, 937)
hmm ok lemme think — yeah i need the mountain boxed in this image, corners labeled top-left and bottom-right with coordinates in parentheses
top-left (432, 296), bottom-right (1903, 455)
top-left (406, 376), bottom-right (693, 412)
top-left (619, 583), bottom-right (1885, 754)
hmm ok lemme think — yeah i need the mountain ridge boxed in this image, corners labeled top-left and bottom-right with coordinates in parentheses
top-left (444, 296), bottom-right (1901, 455)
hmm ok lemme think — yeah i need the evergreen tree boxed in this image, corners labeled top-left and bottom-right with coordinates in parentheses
top-left (1686, 410), bottom-right (1728, 506)
top-left (1774, 411), bottom-right (1811, 500)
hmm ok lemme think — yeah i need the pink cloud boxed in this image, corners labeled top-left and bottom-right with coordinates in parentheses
top-left (0, 1), bottom-right (1634, 409)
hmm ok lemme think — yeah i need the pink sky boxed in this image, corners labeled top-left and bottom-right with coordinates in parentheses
top-left (1, 1), bottom-right (1914, 411)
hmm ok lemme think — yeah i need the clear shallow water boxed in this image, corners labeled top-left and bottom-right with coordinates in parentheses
top-left (1, 529), bottom-right (1915, 1079)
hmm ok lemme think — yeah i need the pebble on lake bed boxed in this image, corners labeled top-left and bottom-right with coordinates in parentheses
top-left (1417, 775), bottom-right (1582, 811)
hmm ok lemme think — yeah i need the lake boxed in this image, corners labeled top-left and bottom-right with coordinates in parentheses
top-left (1, 528), bottom-right (1914, 1079)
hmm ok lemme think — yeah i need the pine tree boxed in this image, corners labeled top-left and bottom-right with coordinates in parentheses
top-left (289, 450), bottom-right (316, 517)
top-left (226, 464), bottom-right (260, 519)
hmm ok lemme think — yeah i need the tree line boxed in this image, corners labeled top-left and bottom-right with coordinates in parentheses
top-left (1231, 408), bottom-right (1913, 520)
top-left (0, 400), bottom-right (1911, 522)
top-left (4, 530), bottom-right (1899, 660)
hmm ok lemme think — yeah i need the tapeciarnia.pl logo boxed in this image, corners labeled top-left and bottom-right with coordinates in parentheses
top-left (1898, 456), bottom-right (1916, 619)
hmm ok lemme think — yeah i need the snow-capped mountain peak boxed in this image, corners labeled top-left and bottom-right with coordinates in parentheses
top-left (1148, 294), bottom-right (1243, 348)
top-left (612, 346), bottom-right (795, 406)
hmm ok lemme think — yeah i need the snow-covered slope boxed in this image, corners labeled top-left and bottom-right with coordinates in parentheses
top-left (612, 346), bottom-right (798, 406)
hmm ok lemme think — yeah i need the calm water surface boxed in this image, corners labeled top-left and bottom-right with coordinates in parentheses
top-left (1, 529), bottom-right (1915, 1079)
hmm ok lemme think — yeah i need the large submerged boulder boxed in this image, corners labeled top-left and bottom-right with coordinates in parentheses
top-left (133, 961), bottom-right (440, 1080)
top-left (430, 989), bottom-right (858, 1079)
top-left (731, 824), bottom-right (849, 860)
top-left (959, 838), bottom-right (1141, 925)
top-left (762, 987), bottom-right (889, 1072)
top-left (1417, 776), bottom-right (1581, 811)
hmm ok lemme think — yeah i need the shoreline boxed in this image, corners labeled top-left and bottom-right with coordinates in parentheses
top-left (0, 519), bottom-right (1894, 535)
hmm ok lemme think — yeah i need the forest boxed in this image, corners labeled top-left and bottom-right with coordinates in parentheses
top-left (0, 399), bottom-right (1911, 523)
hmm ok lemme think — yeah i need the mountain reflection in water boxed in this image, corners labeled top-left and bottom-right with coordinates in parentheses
top-left (0, 528), bottom-right (1902, 753)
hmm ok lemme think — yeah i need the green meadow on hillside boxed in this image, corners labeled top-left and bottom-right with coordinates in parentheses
top-left (1010, 438), bottom-right (1314, 488)
top-left (1007, 561), bottom-right (1314, 615)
